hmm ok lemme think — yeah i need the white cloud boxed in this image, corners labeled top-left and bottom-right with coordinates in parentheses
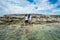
top-left (0, 0), bottom-right (60, 15)
top-left (36, 0), bottom-right (58, 10)
top-left (6, 4), bottom-right (35, 14)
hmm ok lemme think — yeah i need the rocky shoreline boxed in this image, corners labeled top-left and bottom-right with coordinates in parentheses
top-left (0, 15), bottom-right (60, 25)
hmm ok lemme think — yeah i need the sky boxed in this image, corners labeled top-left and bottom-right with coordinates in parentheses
top-left (0, 0), bottom-right (60, 16)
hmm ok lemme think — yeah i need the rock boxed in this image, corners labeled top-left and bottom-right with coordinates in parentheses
top-left (0, 21), bottom-right (5, 24)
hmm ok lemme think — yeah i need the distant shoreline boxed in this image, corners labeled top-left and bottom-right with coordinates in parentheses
top-left (0, 14), bottom-right (60, 25)
top-left (0, 14), bottom-right (60, 17)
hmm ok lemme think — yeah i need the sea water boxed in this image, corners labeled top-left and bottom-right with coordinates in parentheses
top-left (0, 23), bottom-right (60, 40)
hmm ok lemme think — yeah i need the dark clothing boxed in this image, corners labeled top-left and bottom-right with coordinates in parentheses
top-left (25, 20), bottom-right (28, 23)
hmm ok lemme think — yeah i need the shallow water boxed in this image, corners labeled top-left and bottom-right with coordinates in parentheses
top-left (0, 23), bottom-right (60, 40)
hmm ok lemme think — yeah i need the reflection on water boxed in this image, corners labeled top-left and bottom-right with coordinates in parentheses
top-left (0, 23), bottom-right (60, 40)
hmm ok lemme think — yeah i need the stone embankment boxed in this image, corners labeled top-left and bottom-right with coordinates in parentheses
top-left (0, 15), bottom-right (60, 24)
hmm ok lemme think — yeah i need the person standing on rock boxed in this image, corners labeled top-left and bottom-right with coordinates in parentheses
top-left (28, 14), bottom-right (32, 25)
top-left (25, 14), bottom-right (29, 25)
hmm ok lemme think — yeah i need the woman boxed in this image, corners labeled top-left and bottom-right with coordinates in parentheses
top-left (28, 14), bottom-right (32, 25)
top-left (25, 14), bottom-right (28, 25)
top-left (25, 14), bottom-right (28, 23)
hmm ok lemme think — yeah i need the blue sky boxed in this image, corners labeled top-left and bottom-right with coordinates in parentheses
top-left (0, 0), bottom-right (60, 16)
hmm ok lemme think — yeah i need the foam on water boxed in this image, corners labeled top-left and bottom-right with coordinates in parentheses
top-left (0, 23), bottom-right (60, 40)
